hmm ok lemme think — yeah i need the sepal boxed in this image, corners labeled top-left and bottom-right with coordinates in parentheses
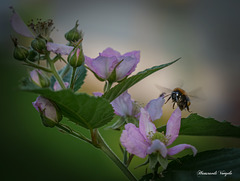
top-left (149, 152), bottom-right (169, 171)
top-left (105, 116), bottom-right (125, 130)
top-left (65, 20), bottom-right (83, 42)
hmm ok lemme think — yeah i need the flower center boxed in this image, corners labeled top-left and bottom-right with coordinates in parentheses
top-left (151, 132), bottom-right (168, 144)
top-left (28, 19), bottom-right (55, 38)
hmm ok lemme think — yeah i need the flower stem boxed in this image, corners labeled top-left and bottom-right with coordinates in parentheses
top-left (97, 131), bottom-right (137, 181)
top-left (104, 81), bottom-right (113, 93)
top-left (24, 60), bottom-right (52, 73)
top-left (46, 55), bottom-right (66, 89)
top-left (127, 154), bottom-right (134, 168)
top-left (70, 67), bottom-right (76, 90)
top-left (123, 148), bottom-right (128, 165)
top-left (56, 123), bottom-right (92, 144)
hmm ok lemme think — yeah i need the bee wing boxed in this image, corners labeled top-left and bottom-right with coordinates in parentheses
top-left (188, 87), bottom-right (206, 101)
top-left (155, 84), bottom-right (172, 97)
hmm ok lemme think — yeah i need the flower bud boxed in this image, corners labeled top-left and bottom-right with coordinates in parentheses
top-left (65, 20), bottom-right (83, 42)
top-left (13, 45), bottom-right (29, 61)
top-left (27, 49), bottom-right (39, 62)
top-left (32, 96), bottom-right (62, 127)
top-left (67, 47), bottom-right (85, 67)
top-left (30, 69), bottom-right (50, 88)
top-left (31, 37), bottom-right (46, 53)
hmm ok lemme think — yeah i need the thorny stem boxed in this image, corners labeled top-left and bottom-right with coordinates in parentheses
top-left (24, 59), bottom-right (52, 73)
top-left (55, 124), bottom-right (92, 144)
top-left (123, 148), bottom-right (128, 166)
top-left (127, 154), bottom-right (134, 168)
top-left (70, 67), bottom-right (76, 90)
top-left (97, 130), bottom-right (137, 181)
top-left (46, 54), bottom-right (66, 89)
top-left (57, 125), bottom-right (137, 180)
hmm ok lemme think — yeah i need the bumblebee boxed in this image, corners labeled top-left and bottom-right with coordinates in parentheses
top-left (165, 87), bottom-right (191, 112)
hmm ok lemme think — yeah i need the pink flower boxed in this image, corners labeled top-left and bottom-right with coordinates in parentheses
top-left (85, 48), bottom-right (140, 82)
top-left (46, 42), bottom-right (73, 55)
top-left (111, 91), bottom-right (165, 120)
top-left (120, 107), bottom-right (197, 158)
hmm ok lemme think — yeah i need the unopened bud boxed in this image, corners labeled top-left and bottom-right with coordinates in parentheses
top-left (65, 20), bottom-right (83, 42)
top-left (30, 69), bottom-right (50, 88)
top-left (32, 96), bottom-right (62, 127)
top-left (27, 49), bottom-right (39, 62)
top-left (67, 47), bottom-right (85, 67)
top-left (13, 45), bottom-right (29, 61)
top-left (31, 37), bottom-right (46, 53)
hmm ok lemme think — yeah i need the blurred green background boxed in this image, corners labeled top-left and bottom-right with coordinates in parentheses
top-left (1, 0), bottom-right (240, 180)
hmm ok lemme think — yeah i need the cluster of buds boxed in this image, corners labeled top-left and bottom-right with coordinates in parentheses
top-left (10, 8), bottom-right (84, 127)
top-left (10, 7), bottom-right (54, 62)
top-left (65, 21), bottom-right (85, 68)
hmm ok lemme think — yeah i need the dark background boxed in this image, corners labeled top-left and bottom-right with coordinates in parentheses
top-left (1, 0), bottom-right (240, 180)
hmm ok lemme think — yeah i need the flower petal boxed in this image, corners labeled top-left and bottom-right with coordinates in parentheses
top-left (147, 140), bottom-right (168, 158)
top-left (123, 50), bottom-right (140, 60)
top-left (145, 96), bottom-right (165, 121)
top-left (166, 107), bottom-right (181, 146)
top-left (167, 144), bottom-right (197, 156)
top-left (93, 92), bottom-right (103, 97)
top-left (139, 108), bottom-right (156, 142)
top-left (100, 47), bottom-right (121, 57)
top-left (46, 42), bottom-right (73, 55)
top-left (111, 91), bottom-right (133, 117)
top-left (115, 56), bottom-right (139, 81)
top-left (84, 56), bottom-right (94, 70)
top-left (10, 8), bottom-right (34, 38)
top-left (30, 70), bottom-right (41, 86)
top-left (120, 123), bottom-right (149, 158)
top-left (90, 56), bottom-right (118, 80)
top-left (53, 81), bottom-right (69, 91)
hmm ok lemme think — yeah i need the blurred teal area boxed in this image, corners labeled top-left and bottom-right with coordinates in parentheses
top-left (1, 0), bottom-right (240, 180)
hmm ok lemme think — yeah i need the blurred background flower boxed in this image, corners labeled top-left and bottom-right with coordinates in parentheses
top-left (1, 0), bottom-right (240, 180)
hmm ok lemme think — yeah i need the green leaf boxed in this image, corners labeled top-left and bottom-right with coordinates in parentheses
top-left (72, 65), bottom-right (87, 92)
top-left (50, 64), bottom-right (87, 92)
top-left (161, 148), bottom-right (240, 181)
top-left (140, 148), bottom-right (240, 181)
top-left (103, 58), bottom-right (180, 102)
top-left (158, 113), bottom-right (240, 137)
top-left (21, 78), bottom-right (114, 129)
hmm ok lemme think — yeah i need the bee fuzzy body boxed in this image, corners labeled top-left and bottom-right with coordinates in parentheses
top-left (167, 87), bottom-right (191, 112)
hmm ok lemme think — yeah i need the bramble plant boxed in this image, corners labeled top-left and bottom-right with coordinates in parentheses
top-left (10, 7), bottom-right (240, 181)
